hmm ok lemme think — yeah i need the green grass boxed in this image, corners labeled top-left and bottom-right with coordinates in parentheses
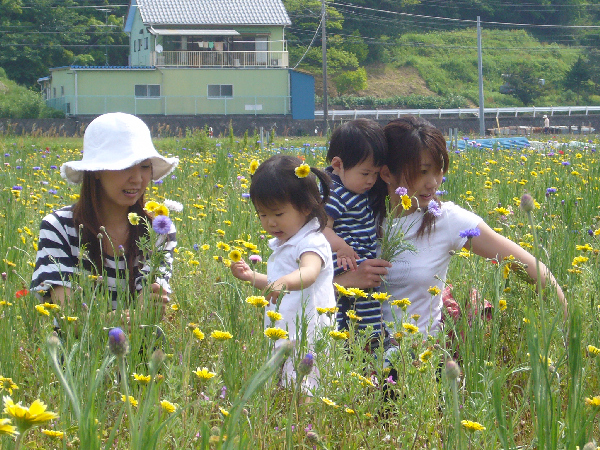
top-left (0, 130), bottom-right (599, 448)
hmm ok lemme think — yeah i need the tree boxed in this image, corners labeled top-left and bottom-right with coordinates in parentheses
top-left (334, 67), bottom-right (368, 95)
top-left (505, 65), bottom-right (545, 106)
top-left (564, 56), bottom-right (591, 104)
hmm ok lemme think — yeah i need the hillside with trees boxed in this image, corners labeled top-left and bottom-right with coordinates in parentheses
top-left (1, 0), bottom-right (600, 110)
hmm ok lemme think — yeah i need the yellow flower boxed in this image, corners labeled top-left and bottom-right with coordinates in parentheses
top-left (35, 304), bottom-right (50, 316)
top-left (427, 286), bottom-right (441, 296)
top-left (419, 349), bottom-right (433, 363)
top-left (201, 244), bottom-right (210, 251)
top-left (211, 330), bottom-right (233, 340)
top-left (588, 345), bottom-right (600, 357)
top-left (132, 373), bottom-right (151, 384)
top-left (3, 396), bottom-right (59, 433)
top-left (371, 292), bottom-right (391, 302)
top-left (220, 407), bottom-right (230, 416)
top-left (193, 367), bottom-right (216, 380)
top-left (390, 298), bottom-right (411, 310)
top-left (401, 194), bottom-right (412, 210)
top-left (144, 201), bottom-right (160, 213)
top-left (154, 204), bottom-right (169, 216)
top-left (127, 212), bottom-right (140, 225)
top-left (216, 229), bottom-right (226, 236)
top-left (264, 327), bottom-right (289, 341)
top-left (0, 377), bottom-right (19, 395)
top-left (0, 418), bottom-right (18, 437)
top-left (329, 330), bottom-right (349, 340)
top-left (321, 397), bottom-right (339, 407)
top-left (345, 408), bottom-right (355, 414)
top-left (246, 296), bottom-right (268, 308)
top-left (576, 243), bottom-right (593, 252)
top-left (228, 250), bottom-right (242, 262)
top-left (333, 283), bottom-right (352, 296)
top-left (121, 395), bottom-right (138, 407)
top-left (402, 323), bottom-right (419, 334)
top-left (160, 400), bottom-right (177, 413)
top-left (350, 372), bottom-right (375, 387)
top-left (572, 256), bottom-right (588, 267)
top-left (266, 310), bottom-right (283, 321)
top-left (346, 287), bottom-right (367, 298)
top-left (585, 396), bottom-right (600, 408)
top-left (41, 428), bottom-right (64, 439)
top-left (249, 160), bottom-right (259, 175)
top-left (294, 163), bottom-right (311, 178)
top-left (346, 310), bottom-right (362, 321)
top-left (192, 328), bottom-right (205, 341)
top-left (216, 241), bottom-right (230, 252)
top-left (170, 303), bottom-right (179, 311)
top-left (461, 420), bottom-right (486, 432)
top-left (499, 299), bottom-right (507, 311)
top-left (316, 307), bottom-right (338, 315)
top-left (411, 314), bottom-right (421, 322)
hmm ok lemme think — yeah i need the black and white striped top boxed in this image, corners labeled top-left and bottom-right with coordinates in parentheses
top-left (30, 206), bottom-right (176, 310)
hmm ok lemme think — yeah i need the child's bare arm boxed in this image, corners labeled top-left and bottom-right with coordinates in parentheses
top-left (323, 216), bottom-right (359, 271)
top-left (230, 258), bottom-right (269, 290)
top-left (265, 251), bottom-right (323, 303)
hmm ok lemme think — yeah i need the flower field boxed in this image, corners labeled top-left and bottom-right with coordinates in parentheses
top-left (0, 129), bottom-right (599, 449)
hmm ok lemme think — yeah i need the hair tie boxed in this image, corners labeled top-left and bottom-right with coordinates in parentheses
top-left (294, 162), bottom-right (311, 178)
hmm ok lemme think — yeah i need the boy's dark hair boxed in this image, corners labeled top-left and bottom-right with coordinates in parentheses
top-left (250, 154), bottom-right (331, 231)
top-left (327, 118), bottom-right (388, 169)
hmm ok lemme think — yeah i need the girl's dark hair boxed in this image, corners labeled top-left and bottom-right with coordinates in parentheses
top-left (249, 154), bottom-right (330, 231)
top-left (73, 171), bottom-right (152, 294)
top-left (327, 118), bottom-right (388, 168)
top-left (383, 115), bottom-right (449, 237)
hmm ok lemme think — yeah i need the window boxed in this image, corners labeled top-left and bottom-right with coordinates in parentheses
top-left (208, 84), bottom-right (233, 98)
top-left (60, 86), bottom-right (64, 96)
top-left (134, 40), bottom-right (137, 52)
top-left (138, 39), bottom-right (142, 51)
top-left (134, 84), bottom-right (161, 97)
top-left (145, 37), bottom-right (148, 50)
top-left (53, 87), bottom-right (56, 98)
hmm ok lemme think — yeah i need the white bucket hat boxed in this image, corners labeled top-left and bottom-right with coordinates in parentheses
top-left (61, 112), bottom-right (179, 184)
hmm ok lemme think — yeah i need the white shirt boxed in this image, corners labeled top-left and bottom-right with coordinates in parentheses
top-left (381, 202), bottom-right (482, 336)
top-left (266, 218), bottom-right (335, 345)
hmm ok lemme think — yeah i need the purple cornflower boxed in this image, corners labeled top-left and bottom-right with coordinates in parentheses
top-left (154, 179), bottom-right (163, 185)
top-left (298, 353), bottom-right (314, 377)
top-left (193, 244), bottom-right (199, 251)
top-left (12, 185), bottom-right (22, 190)
top-left (32, 166), bottom-right (41, 170)
top-left (427, 199), bottom-right (442, 217)
top-left (395, 186), bottom-right (408, 196)
top-left (242, 193), bottom-right (250, 198)
top-left (152, 215), bottom-right (172, 234)
top-left (108, 327), bottom-right (129, 356)
top-left (220, 385), bottom-right (227, 399)
top-left (50, 165), bottom-right (57, 169)
top-left (48, 189), bottom-right (57, 194)
top-left (436, 190), bottom-right (447, 196)
top-left (562, 161), bottom-right (570, 166)
top-left (546, 187), bottom-right (557, 196)
top-left (249, 254), bottom-right (262, 264)
top-left (459, 228), bottom-right (481, 239)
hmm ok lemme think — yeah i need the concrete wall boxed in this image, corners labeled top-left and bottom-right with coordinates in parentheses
top-left (1, 113), bottom-right (599, 138)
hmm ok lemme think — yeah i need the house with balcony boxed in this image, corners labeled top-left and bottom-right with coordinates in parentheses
top-left (38, 0), bottom-right (314, 119)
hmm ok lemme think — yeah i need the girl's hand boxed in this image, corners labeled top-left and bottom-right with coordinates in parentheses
top-left (334, 258), bottom-right (391, 290)
top-left (336, 243), bottom-right (359, 272)
top-left (230, 259), bottom-right (254, 282)
top-left (137, 283), bottom-right (170, 319)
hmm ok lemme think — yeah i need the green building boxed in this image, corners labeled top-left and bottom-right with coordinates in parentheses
top-left (38, 0), bottom-right (314, 119)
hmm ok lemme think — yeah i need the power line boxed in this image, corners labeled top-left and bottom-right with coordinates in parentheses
top-left (329, 1), bottom-right (600, 28)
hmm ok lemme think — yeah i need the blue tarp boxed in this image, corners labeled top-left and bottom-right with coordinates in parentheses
top-left (450, 137), bottom-right (530, 150)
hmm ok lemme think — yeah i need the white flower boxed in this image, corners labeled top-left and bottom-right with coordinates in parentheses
top-left (163, 199), bottom-right (184, 213)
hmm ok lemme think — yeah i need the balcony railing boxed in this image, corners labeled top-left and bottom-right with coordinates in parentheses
top-left (152, 50), bottom-right (288, 68)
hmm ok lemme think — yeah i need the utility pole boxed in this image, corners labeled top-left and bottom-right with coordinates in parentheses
top-left (99, 8), bottom-right (110, 66)
top-left (477, 16), bottom-right (485, 136)
top-left (321, 0), bottom-right (328, 135)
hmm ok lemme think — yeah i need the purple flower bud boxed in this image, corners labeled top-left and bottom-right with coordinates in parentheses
top-left (298, 353), bottom-right (314, 377)
top-left (445, 360), bottom-right (460, 380)
top-left (395, 186), bottom-right (408, 196)
top-left (249, 255), bottom-right (262, 264)
top-left (520, 193), bottom-right (535, 212)
top-left (108, 327), bottom-right (129, 356)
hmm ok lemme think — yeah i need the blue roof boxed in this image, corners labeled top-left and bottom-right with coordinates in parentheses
top-left (137, 0), bottom-right (291, 26)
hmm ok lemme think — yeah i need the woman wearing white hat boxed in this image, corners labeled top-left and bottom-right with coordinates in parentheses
top-left (31, 112), bottom-right (179, 316)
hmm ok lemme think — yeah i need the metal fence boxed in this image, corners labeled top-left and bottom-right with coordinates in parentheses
top-left (315, 106), bottom-right (600, 120)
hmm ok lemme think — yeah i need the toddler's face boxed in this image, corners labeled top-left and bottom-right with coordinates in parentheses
top-left (255, 202), bottom-right (310, 243)
top-left (336, 157), bottom-right (380, 195)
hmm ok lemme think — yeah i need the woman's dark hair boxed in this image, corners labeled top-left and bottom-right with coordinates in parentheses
top-left (383, 115), bottom-right (449, 237)
top-left (73, 171), bottom-right (152, 294)
top-left (327, 118), bottom-right (387, 168)
top-left (249, 154), bottom-right (330, 231)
